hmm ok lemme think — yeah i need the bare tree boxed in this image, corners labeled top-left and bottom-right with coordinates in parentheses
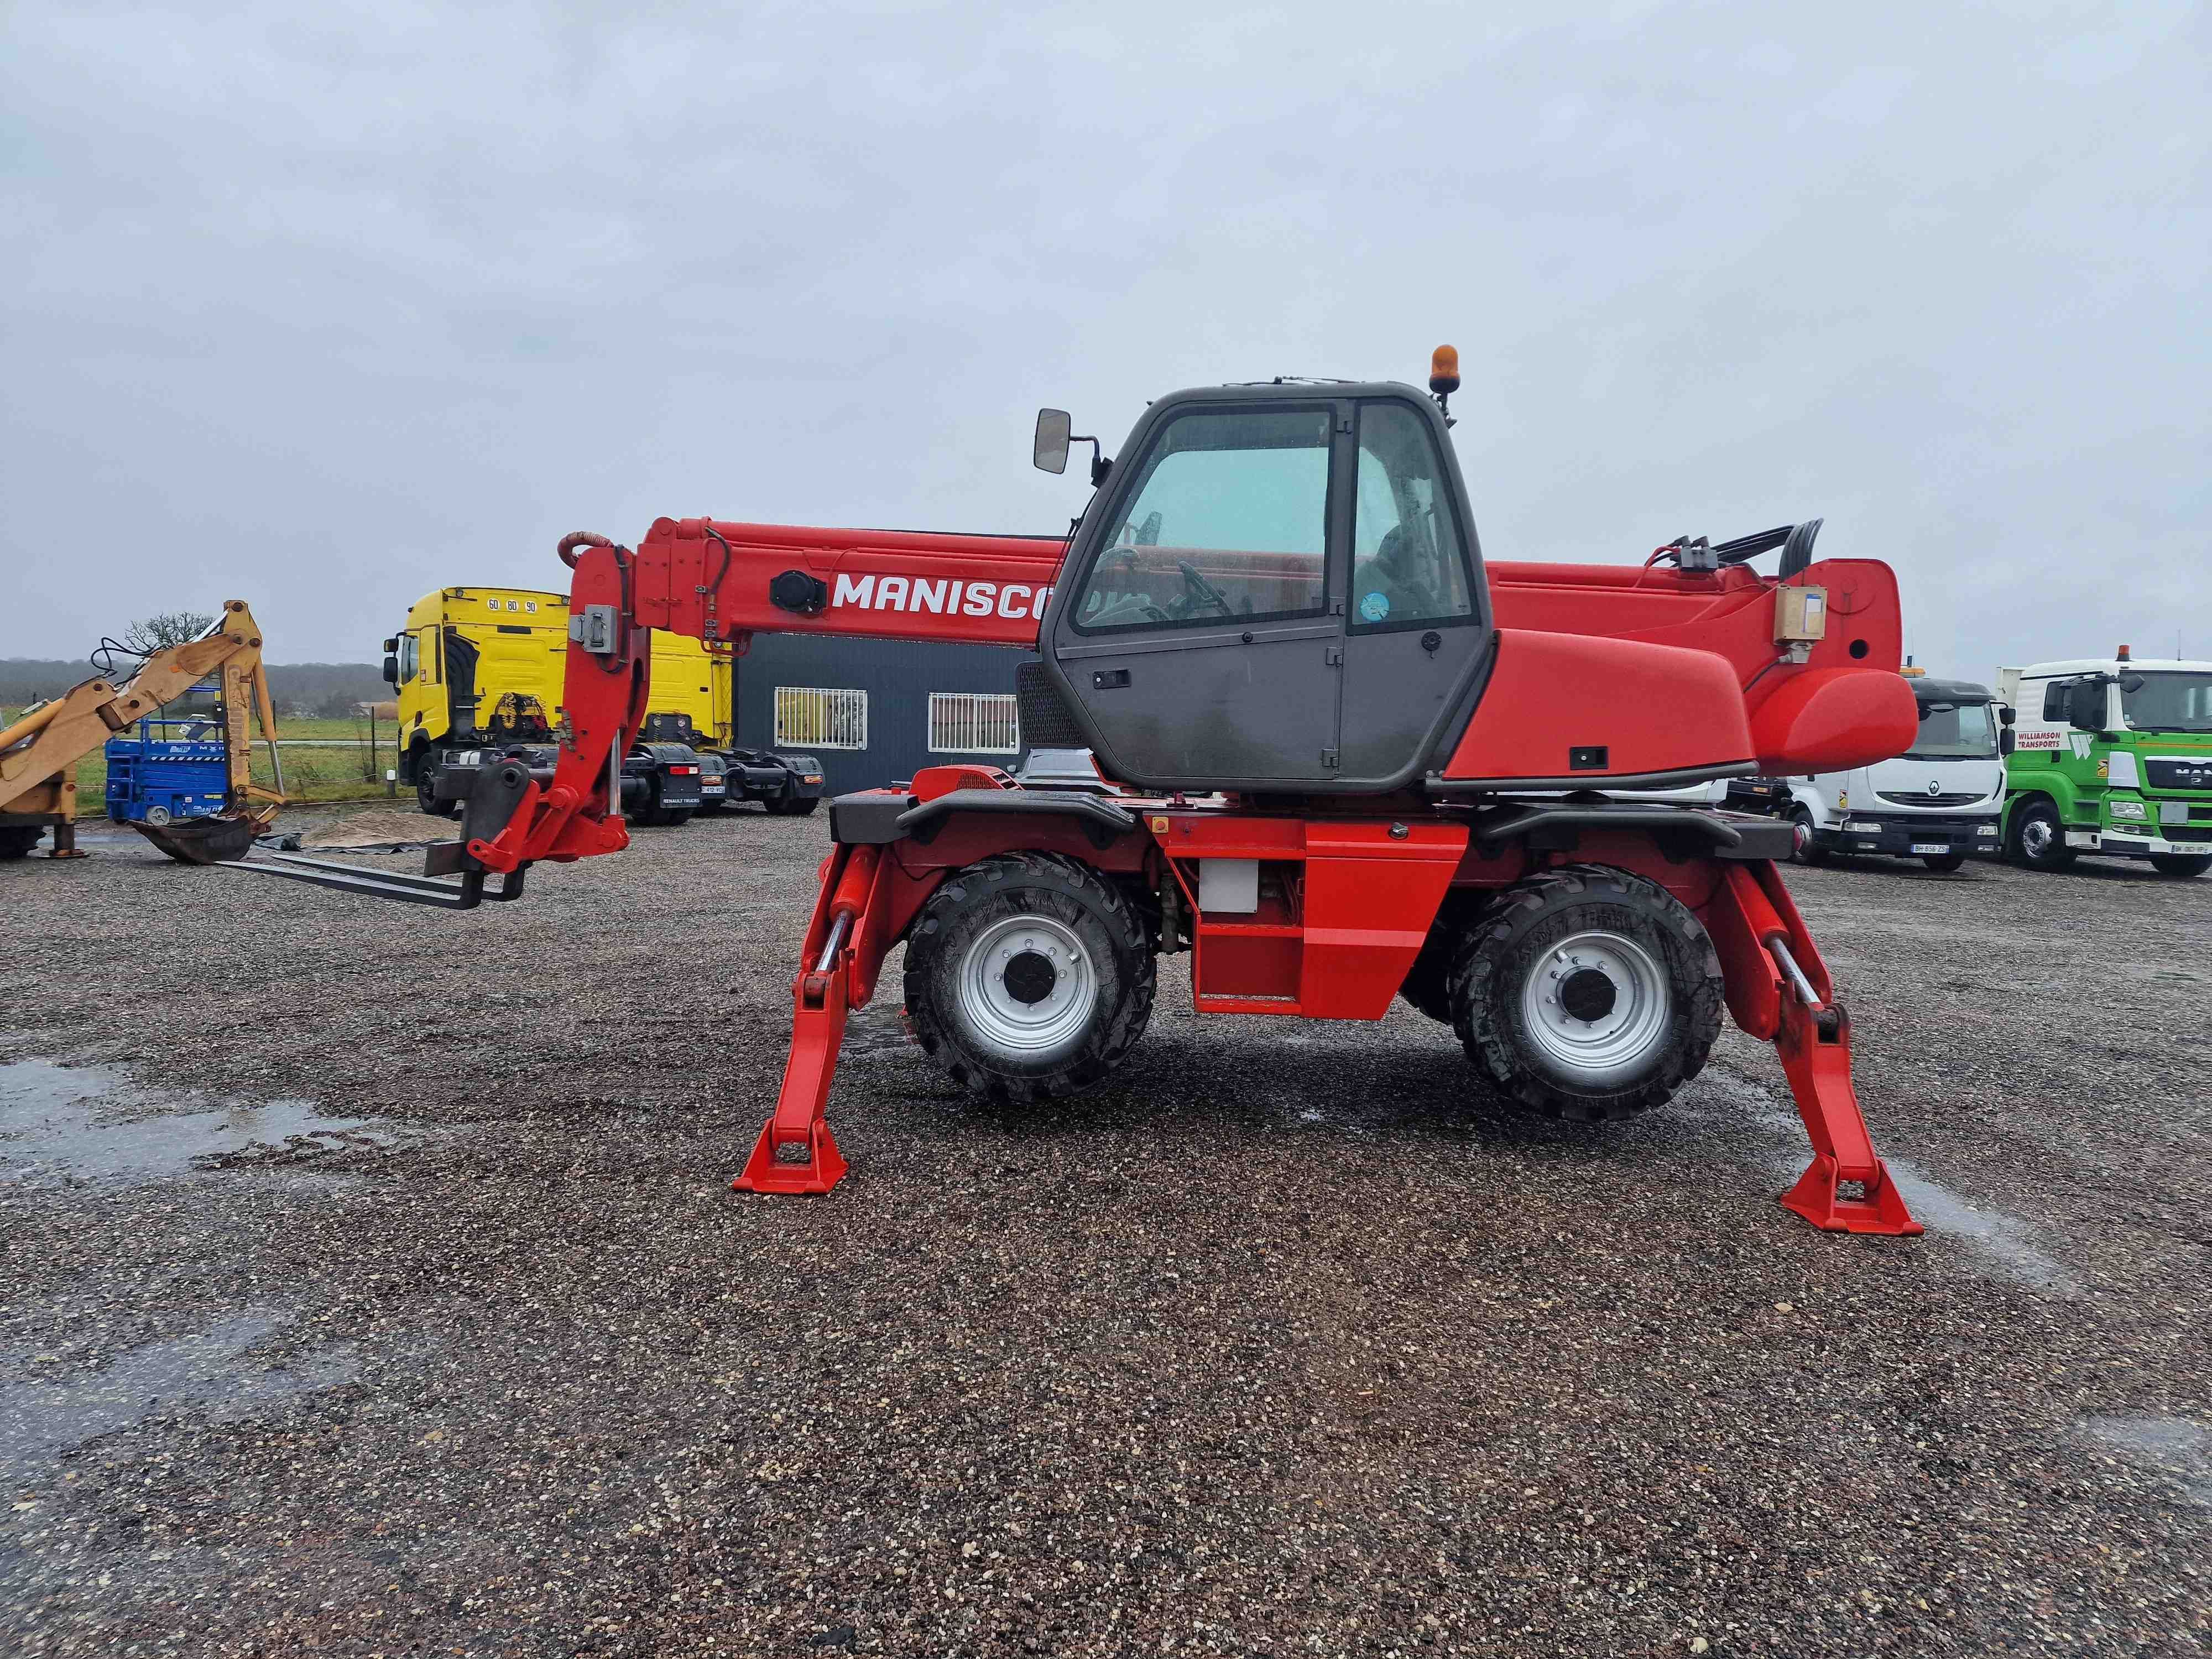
top-left (121, 611), bottom-right (217, 654)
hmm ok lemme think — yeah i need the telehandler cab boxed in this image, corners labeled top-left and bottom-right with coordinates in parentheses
top-left (240, 352), bottom-right (1925, 1235)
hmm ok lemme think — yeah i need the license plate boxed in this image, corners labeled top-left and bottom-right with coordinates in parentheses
top-left (2171, 842), bottom-right (2212, 854)
top-left (1910, 842), bottom-right (1949, 854)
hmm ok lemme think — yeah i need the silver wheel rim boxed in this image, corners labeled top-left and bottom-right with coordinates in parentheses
top-left (2021, 816), bottom-right (2053, 858)
top-left (1519, 928), bottom-right (1672, 1087)
top-left (1792, 815), bottom-right (1812, 857)
top-left (957, 913), bottom-right (1097, 1059)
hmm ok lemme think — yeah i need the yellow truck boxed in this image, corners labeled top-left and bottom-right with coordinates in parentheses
top-left (381, 587), bottom-right (822, 823)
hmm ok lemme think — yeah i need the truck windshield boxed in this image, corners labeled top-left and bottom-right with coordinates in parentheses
top-left (2122, 672), bottom-right (2212, 733)
top-left (1907, 699), bottom-right (1998, 759)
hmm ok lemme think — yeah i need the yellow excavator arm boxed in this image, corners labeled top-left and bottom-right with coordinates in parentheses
top-left (0, 601), bottom-right (285, 862)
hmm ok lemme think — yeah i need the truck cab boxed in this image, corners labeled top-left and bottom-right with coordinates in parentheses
top-left (384, 586), bottom-right (708, 826)
top-left (1995, 655), bottom-right (2212, 878)
top-left (1780, 675), bottom-right (2006, 871)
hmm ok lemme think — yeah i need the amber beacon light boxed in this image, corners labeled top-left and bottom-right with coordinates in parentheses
top-left (1428, 344), bottom-right (1460, 421)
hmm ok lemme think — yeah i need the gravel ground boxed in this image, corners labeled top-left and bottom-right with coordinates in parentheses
top-left (2, 811), bottom-right (2206, 1657)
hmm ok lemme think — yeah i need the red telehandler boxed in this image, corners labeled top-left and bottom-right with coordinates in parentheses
top-left (241, 354), bottom-right (1925, 1235)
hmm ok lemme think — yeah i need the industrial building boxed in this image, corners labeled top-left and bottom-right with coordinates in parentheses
top-left (729, 633), bottom-right (1031, 795)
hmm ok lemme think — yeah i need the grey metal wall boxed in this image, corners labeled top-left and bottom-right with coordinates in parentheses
top-left (732, 634), bottom-right (1032, 795)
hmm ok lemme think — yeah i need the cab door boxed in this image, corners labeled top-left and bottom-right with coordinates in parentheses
top-left (1048, 399), bottom-right (1348, 790)
top-left (1334, 396), bottom-right (1493, 786)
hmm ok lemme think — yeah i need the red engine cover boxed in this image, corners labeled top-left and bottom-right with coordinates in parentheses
top-left (1441, 629), bottom-right (1754, 784)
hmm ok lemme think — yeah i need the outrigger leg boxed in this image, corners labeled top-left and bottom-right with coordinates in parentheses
top-left (733, 844), bottom-right (889, 1195)
top-left (1707, 862), bottom-right (1922, 1237)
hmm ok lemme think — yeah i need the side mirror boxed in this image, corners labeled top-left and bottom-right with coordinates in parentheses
top-left (2065, 679), bottom-right (2106, 732)
top-left (1998, 704), bottom-right (2016, 726)
top-left (1033, 409), bottom-right (1072, 474)
top-left (382, 637), bottom-right (399, 654)
top-left (2120, 672), bottom-right (2147, 695)
top-left (1999, 728), bottom-right (2016, 755)
top-left (382, 653), bottom-right (400, 687)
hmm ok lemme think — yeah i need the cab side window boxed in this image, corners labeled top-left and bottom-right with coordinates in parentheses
top-left (399, 634), bottom-right (420, 683)
top-left (1072, 406), bottom-right (1331, 633)
top-left (2040, 681), bottom-right (2066, 721)
top-left (1350, 401), bottom-right (1473, 630)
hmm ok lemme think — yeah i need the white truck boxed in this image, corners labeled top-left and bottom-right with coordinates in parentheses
top-left (1773, 675), bottom-right (2007, 872)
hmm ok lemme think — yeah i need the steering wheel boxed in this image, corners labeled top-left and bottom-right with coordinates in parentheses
top-left (1177, 561), bottom-right (1235, 619)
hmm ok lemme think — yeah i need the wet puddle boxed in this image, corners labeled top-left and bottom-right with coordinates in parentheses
top-left (2080, 1415), bottom-right (2212, 1506)
top-left (837, 1001), bottom-right (918, 1061)
top-left (1881, 1159), bottom-right (2079, 1292)
top-left (0, 1310), bottom-right (358, 1487)
top-left (1695, 1065), bottom-right (2079, 1291)
top-left (0, 1058), bottom-right (420, 1186)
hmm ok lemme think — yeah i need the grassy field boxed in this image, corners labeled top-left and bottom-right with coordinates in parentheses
top-left (5, 708), bottom-right (402, 813)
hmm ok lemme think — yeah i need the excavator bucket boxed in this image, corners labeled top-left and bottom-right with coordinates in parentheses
top-left (129, 807), bottom-right (273, 865)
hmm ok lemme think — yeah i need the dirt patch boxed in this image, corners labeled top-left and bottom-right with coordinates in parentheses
top-left (297, 807), bottom-right (454, 849)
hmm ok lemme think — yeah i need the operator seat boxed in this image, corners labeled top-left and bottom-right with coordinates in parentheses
top-left (1352, 524), bottom-right (1434, 624)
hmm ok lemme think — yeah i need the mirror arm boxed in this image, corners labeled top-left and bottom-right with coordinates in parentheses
top-left (1072, 435), bottom-right (1110, 488)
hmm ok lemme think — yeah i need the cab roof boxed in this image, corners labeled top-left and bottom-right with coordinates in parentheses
top-left (1911, 677), bottom-right (1991, 703)
top-left (2006, 658), bottom-right (2212, 677)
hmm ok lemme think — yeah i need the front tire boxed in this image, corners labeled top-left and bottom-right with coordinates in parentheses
top-left (2012, 799), bottom-right (2074, 870)
top-left (1788, 808), bottom-right (1827, 865)
top-left (904, 852), bottom-right (1155, 1103)
top-left (0, 826), bottom-right (43, 860)
top-left (416, 764), bottom-right (458, 820)
top-left (1447, 865), bottom-right (1724, 1123)
top-left (2150, 853), bottom-right (2212, 879)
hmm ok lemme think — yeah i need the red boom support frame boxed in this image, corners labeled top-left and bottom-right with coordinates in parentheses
top-left (465, 521), bottom-right (1922, 1238)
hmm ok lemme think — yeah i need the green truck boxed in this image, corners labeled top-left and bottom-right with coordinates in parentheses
top-left (1994, 654), bottom-right (2212, 878)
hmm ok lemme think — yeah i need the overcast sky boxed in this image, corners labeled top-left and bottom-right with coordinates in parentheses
top-left (4, 2), bottom-right (2205, 680)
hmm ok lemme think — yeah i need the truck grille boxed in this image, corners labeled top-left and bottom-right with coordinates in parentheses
top-left (2144, 758), bottom-right (2212, 791)
top-left (1868, 816), bottom-right (1989, 837)
top-left (1874, 791), bottom-right (1988, 808)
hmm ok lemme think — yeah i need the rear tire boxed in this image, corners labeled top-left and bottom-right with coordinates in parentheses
top-left (904, 852), bottom-right (1155, 1103)
top-left (1921, 852), bottom-right (1967, 873)
top-left (1447, 864), bottom-right (1724, 1123)
top-left (2013, 799), bottom-right (2074, 870)
top-left (0, 826), bottom-right (43, 860)
top-left (2150, 853), bottom-right (2212, 879)
top-left (789, 795), bottom-right (821, 816)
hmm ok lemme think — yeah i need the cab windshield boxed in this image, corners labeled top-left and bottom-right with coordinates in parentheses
top-left (2121, 672), bottom-right (2212, 733)
top-left (1907, 698), bottom-right (1998, 759)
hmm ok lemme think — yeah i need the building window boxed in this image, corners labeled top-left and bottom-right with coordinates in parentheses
top-left (928, 691), bottom-right (1021, 754)
top-left (775, 686), bottom-right (868, 749)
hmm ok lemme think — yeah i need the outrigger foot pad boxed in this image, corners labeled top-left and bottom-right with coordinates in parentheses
top-left (1781, 1154), bottom-right (1923, 1236)
top-left (733, 1115), bottom-right (848, 1195)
